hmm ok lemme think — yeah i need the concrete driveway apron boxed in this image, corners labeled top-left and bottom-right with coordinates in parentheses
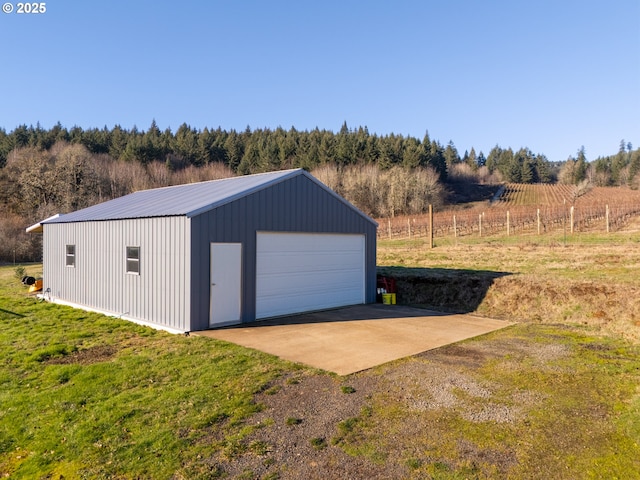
top-left (195, 304), bottom-right (513, 375)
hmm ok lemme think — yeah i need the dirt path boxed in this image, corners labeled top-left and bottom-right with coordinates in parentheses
top-left (196, 322), bottom-right (639, 479)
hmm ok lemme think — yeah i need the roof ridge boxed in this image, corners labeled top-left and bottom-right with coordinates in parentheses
top-left (133, 167), bottom-right (303, 194)
top-left (34, 168), bottom-right (376, 227)
top-left (184, 168), bottom-right (303, 217)
top-left (40, 168), bottom-right (308, 224)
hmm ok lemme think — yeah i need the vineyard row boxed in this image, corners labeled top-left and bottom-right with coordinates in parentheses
top-left (377, 203), bottom-right (640, 240)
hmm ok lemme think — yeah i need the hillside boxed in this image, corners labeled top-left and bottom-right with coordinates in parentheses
top-left (0, 122), bottom-right (638, 263)
top-left (380, 183), bottom-right (640, 239)
top-left (496, 183), bottom-right (640, 207)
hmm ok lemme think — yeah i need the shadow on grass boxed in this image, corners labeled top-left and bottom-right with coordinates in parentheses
top-left (377, 266), bottom-right (512, 314)
top-left (0, 307), bottom-right (26, 318)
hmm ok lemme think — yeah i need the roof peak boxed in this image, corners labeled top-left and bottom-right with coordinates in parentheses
top-left (134, 168), bottom-right (304, 194)
top-left (41, 168), bottom-right (310, 224)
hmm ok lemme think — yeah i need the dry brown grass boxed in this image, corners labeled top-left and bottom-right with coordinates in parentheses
top-left (378, 227), bottom-right (640, 343)
top-left (476, 274), bottom-right (640, 342)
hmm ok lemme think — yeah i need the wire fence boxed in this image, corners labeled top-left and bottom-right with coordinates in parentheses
top-left (377, 202), bottom-right (640, 240)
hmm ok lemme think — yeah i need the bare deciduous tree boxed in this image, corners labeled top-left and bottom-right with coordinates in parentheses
top-left (312, 163), bottom-right (444, 218)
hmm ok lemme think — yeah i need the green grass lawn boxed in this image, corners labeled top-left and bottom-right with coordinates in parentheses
top-left (2, 257), bottom-right (640, 479)
top-left (0, 265), bottom-right (292, 479)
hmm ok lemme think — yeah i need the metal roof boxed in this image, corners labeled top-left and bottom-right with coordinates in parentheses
top-left (25, 214), bottom-right (61, 233)
top-left (43, 169), bottom-right (299, 223)
top-left (42, 168), bottom-right (377, 225)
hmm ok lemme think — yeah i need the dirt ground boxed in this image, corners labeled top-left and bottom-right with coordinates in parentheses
top-left (194, 325), bottom-right (577, 480)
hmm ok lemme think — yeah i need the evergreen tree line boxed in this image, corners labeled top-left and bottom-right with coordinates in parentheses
top-left (0, 121), bottom-right (448, 176)
top-left (0, 121), bottom-right (559, 184)
top-left (573, 141), bottom-right (640, 188)
top-left (1, 122), bottom-right (635, 188)
top-left (484, 146), bottom-right (554, 183)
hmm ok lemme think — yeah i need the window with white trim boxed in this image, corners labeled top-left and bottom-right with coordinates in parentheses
top-left (65, 245), bottom-right (75, 267)
top-left (126, 246), bottom-right (140, 274)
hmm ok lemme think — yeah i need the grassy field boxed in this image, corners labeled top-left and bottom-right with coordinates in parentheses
top-left (0, 266), bottom-right (294, 478)
top-left (1, 226), bottom-right (640, 478)
top-left (378, 224), bottom-right (640, 344)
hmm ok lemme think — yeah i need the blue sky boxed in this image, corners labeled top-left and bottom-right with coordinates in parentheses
top-left (1, 0), bottom-right (638, 161)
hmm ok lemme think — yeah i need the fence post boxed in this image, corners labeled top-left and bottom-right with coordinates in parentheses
top-left (428, 205), bottom-right (434, 249)
top-left (479, 214), bottom-right (483, 237)
top-left (453, 214), bottom-right (457, 240)
top-left (537, 208), bottom-right (541, 235)
top-left (507, 211), bottom-right (510, 236)
top-left (606, 204), bottom-right (610, 233)
top-left (388, 219), bottom-right (391, 239)
top-left (563, 199), bottom-right (567, 245)
top-left (408, 218), bottom-right (411, 239)
top-left (570, 206), bottom-right (574, 234)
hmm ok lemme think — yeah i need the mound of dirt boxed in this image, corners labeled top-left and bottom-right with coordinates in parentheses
top-left (379, 269), bottom-right (640, 343)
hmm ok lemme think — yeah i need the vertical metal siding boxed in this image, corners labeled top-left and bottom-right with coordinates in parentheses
top-left (43, 216), bottom-right (191, 331)
top-left (43, 172), bottom-right (376, 333)
top-left (189, 174), bottom-right (377, 330)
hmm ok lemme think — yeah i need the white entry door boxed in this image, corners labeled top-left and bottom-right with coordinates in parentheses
top-left (210, 243), bottom-right (242, 327)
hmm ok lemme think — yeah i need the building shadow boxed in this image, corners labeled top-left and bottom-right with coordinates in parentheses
top-left (377, 266), bottom-right (512, 314)
top-left (228, 303), bottom-right (453, 328)
top-left (208, 267), bottom-right (511, 333)
top-left (208, 266), bottom-right (511, 331)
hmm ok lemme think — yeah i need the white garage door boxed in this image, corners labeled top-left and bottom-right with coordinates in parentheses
top-left (256, 232), bottom-right (366, 319)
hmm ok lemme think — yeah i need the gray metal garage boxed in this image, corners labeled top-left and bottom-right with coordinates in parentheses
top-left (33, 169), bottom-right (378, 333)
